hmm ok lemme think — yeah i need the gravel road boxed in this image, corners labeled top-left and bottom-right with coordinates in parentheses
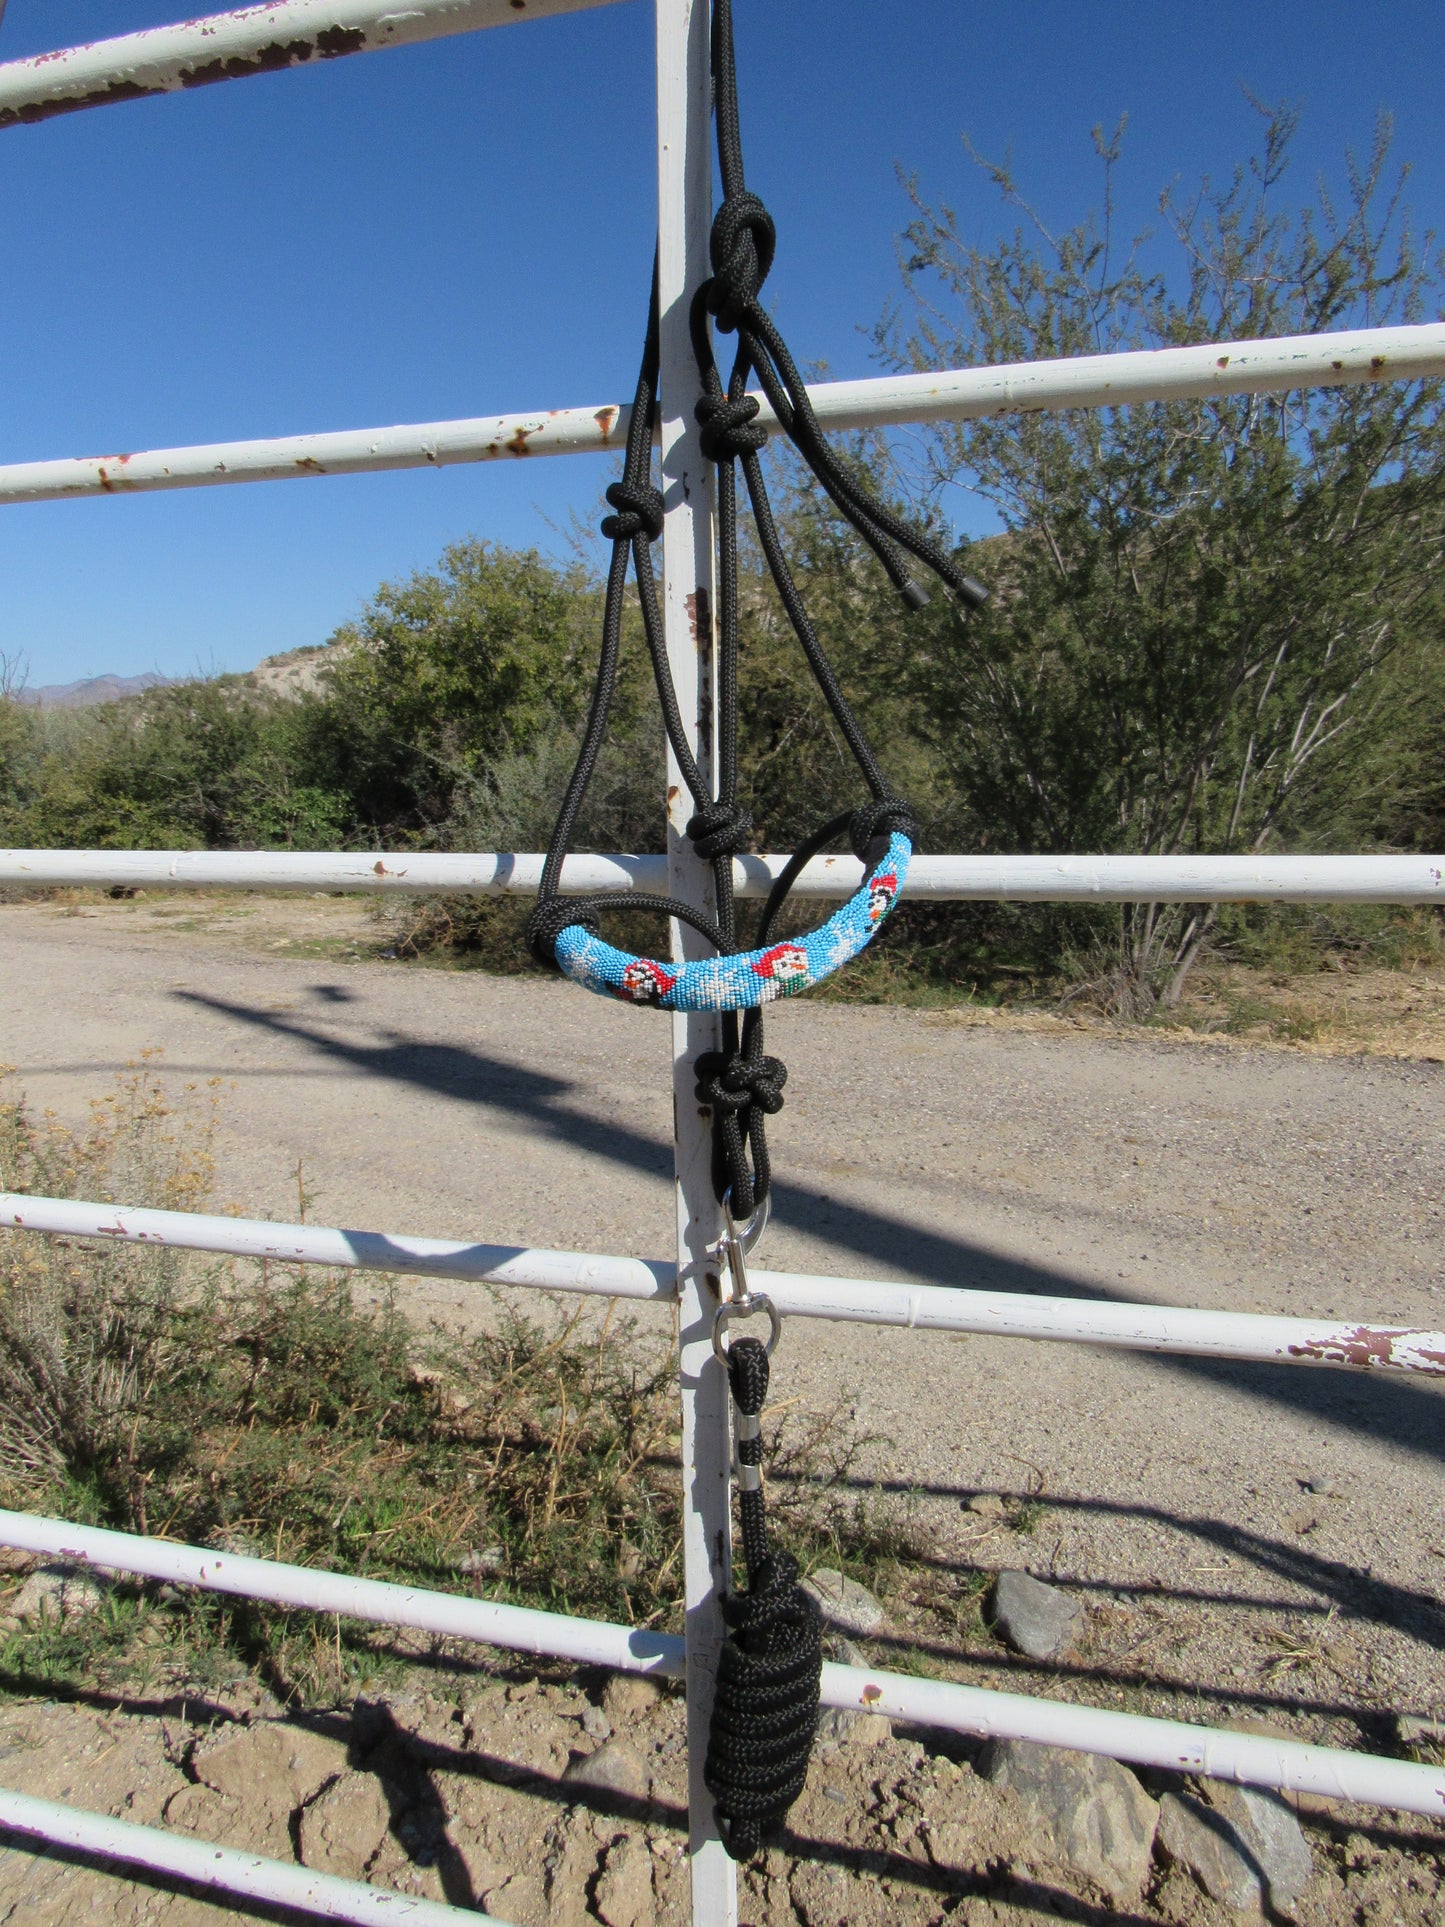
top-left (2, 896), bottom-right (1443, 1742)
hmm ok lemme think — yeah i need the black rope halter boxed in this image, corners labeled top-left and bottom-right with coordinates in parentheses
top-left (528, 0), bottom-right (985, 1219)
top-left (528, 3), bottom-right (988, 1854)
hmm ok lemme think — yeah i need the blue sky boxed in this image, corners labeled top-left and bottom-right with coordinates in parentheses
top-left (2, 0), bottom-right (1442, 687)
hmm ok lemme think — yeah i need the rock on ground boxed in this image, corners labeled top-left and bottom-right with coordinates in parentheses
top-left (593, 1835), bottom-right (655, 1927)
top-left (0, 1659), bottom-right (1422, 1926)
top-left (815, 1703), bottom-right (891, 1748)
top-left (990, 1568), bottom-right (1082, 1660)
top-left (979, 1737), bottom-right (1158, 1903)
top-left (1158, 1782), bottom-right (1314, 1914)
top-left (801, 1569), bottom-right (885, 1637)
top-left (1215, 1782), bottom-right (1314, 1913)
top-left (297, 1771), bottom-right (394, 1881)
top-left (601, 1675), bottom-right (665, 1727)
top-left (2, 1561), bottom-right (111, 1627)
top-left (192, 1719), bottom-right (346, 1808)
top-left (814, 1636), bottom-right (892, 1748)
top-left (562, 1738), bottom-right (651, 1803)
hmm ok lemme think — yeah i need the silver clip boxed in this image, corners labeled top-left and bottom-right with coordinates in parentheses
top-left (727, 1187), bottom-right (771, 1260)
top-left (720, 1190), bottom-right (754, 1308)
top-left (711, 1188), bottom-right (781, 1362)
top-left (713, 1292), bottom-right (781, 1365)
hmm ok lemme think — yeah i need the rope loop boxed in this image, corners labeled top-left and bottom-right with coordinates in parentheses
top-left (695, 1050), bottom-right (787, 1117)
top-left (695, 391), bottom-right (768, 463)
top-left (687, 798), bottom-right (754, 859)
top-left (850, 794), bottom-right (919, 862)
top-left (708, 190), bottom-right (776, 333)
top-left (599, 479), bottom-right (665, 544)
top-left (525, 896), bottom-right (599, 970)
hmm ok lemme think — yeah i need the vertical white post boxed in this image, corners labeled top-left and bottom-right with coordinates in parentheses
top-left (655, 2), bottom-right (736, 1923)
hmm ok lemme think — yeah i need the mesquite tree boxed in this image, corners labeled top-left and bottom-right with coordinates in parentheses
top-left (877, 109), bottom-right (1445, 1010)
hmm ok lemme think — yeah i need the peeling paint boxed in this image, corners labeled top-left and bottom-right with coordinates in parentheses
top-left (181, 31), bottom-right (367, 89)
top-left (505, 424), bottom-right (535, 456)
top-left (594, 405), bottom-right (620, 441)
top-left (1286, 1325), bottom-right (1445, 1375)
top-left (0, 26), bottom-right (375, 126)
top-left (685, 586), bottom-right (712, 646)
top-left (0, 78), bottom-right (155, 128)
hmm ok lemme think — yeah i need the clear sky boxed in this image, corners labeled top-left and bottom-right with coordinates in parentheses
top-left (2, 0), bottom-right (1442, 688)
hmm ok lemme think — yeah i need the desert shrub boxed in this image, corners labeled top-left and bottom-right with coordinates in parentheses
top-left (0, 1069), bottom-right (899, 1703)
top-left (0, 1063), bottom-right (219, 1516)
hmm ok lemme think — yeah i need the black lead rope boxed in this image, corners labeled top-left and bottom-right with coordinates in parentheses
top-left (527, 0), bottom-right (987, 1853)
top-left (703, 1335), bottom-right (822, 1861)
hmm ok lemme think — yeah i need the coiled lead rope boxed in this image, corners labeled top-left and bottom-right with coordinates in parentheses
top-left (703, 1330), bottom-right (822, 1860)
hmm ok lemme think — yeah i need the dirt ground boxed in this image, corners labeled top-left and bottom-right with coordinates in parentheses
top-left (0, 890), bottom-right (1442, 1923)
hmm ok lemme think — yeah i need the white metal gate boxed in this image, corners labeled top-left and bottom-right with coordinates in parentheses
top-left (0, 5), bottom-right (1443, 1923)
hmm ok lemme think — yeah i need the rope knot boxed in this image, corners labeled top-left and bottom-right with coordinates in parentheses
top-left (849, 795), bottom-right (919, 863)
top-left (687, 799), bottom-right (753, 859)
top-left (695, 392), bottom-right (768, 463)
top-left (707, 191), bottom-right (777, 334)
top-left (695, 1051), bottom-right (787, 1117)
top-left (600, 479), bottom-right (665, 544)
top-left (525, 896), bottom-right (600, 970)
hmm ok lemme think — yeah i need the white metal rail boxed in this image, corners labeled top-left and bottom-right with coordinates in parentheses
top-left (1, 2), bottom-right (1442, 1923)
top-left (4, 1194), bottom-right (1444, 1380)
top-left (3, 1510), bottom-right (1442, 1818)
top-left (2, 847), bottom-right (1442, 901)
top-left (0, 0), bottom-right (622, 130)
top-left (0, 1789), bottom-right (483, 1927)
top-left (1, 322), bottom-right (1441, 503)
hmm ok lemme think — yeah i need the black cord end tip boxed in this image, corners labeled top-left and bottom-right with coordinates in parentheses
top-left (957, 576), bottom-right (990, 610)
top-left (899, 578), bottom-right (931, 613)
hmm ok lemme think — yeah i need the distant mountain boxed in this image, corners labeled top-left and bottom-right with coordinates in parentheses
top-left (17, 672), bottom-right (172, 710)
top-left (13, 646), bottom-right (345, 710)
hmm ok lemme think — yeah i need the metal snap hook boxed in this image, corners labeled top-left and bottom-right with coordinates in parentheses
top-left (712, 1292), bottom-right (782, 1365)
top-left (717, 1187), bottom-right (770, 1309)
top-left (724, 1187), bottom-right (770, 1258)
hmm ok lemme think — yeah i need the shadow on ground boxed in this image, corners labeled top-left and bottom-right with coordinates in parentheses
top-left (170, 988), bottom-right (1445, 1478)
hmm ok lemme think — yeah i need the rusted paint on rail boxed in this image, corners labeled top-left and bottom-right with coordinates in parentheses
top-left (0, 1), bottom-right (618, 133)
top-left (0, 29), bottom-right (365, 128)
top-left (1287, 1324), bottom-right (1445, 1375)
